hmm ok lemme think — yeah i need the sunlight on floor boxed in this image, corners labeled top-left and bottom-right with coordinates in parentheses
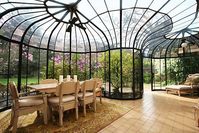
top-left (0, 88), bottom-right (199, 133)
top-left (99, 89), bottom-right (199, 133)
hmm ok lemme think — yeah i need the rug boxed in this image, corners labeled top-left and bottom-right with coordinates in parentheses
top-left (2, 101), bottom-right (132, 133)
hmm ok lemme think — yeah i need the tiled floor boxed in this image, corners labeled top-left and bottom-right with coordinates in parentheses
top-left (98, 89), bottom-right (199, 133)
top-left (1, 88), bottom-right (199, 133)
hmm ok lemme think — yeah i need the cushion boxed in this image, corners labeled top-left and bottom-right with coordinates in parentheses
top-left (192, 73), bottom-right (199, 76)
top-left (184, 74), bottom-right (199, 85)
top-left (78, 92), bottom-right (93, 97)
top-left (166, 85), bottom-right (192, 90)
top-left (19, 97), bottom-right (44, 107)
top-left (191, 75), bottom-right (199, 84)
top-left (48, 95), bottom-right (75, 104)
top-left (184, 75), bottom-right (192, 85)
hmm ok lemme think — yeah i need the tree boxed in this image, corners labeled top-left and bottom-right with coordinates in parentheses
top-left (94, 50), bottom-right (139, 94)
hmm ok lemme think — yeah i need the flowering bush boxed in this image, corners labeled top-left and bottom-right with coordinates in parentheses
top-left (77, 59), bottom-right (86, 72)
top-left (53, 54), bottom-right (62, 64)
top-left (41, 53), bottom-right (90, 80)
top-left (22, 52), bottom-right (33, 61)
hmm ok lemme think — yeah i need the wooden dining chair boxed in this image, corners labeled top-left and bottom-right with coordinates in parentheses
top-left (93, 78), bottom-right (103, 103)
top-left (78, 79), bottom-right (97, 116)
top-left (40, 79), bottom-right (58, 84)
top-left (8, 81), bottom-right (47, 133)
top-left (48, 81), bottom-right (80, 126)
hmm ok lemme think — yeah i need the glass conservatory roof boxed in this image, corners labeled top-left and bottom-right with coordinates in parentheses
top-left (0, 0), bottom-right (199, 58)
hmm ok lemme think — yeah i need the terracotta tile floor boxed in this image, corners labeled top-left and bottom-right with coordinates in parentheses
top-left (99, 89), bottom-right (199, 133)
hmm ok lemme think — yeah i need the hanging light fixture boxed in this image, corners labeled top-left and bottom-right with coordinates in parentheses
top-left (181, 41), bottom-right (188, 48)
top-left (181, 34), bottom-right (188, 48)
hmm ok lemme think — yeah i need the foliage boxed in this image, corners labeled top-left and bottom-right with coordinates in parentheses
top-left (0, 38), bottom-right (142, 94)
top-left (109, 51), bottom-right (121, 90)
top-left (154, 73), bottom-right (165, 82)
top-left (94, 50), bottom-right (141, 93)
top-left (182, 55), bottom-right (199, 75)
top-left (165, 55), bottom-right (199, 84)
top-left (143, 72), bottom-right (151, 83)
top-left (0, 41), bottom-right (22, 77)
top-left (143, 59), bottom-right (152, 83)
top-left (166, 58), bottom-right (183, 84)
top-left (0, 77), bottom-right (38, 85)
top-left (41, 53), bottom-right (92, 81)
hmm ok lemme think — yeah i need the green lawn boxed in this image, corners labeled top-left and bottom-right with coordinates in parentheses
top-left (0, 77), bottom-right (39, 85)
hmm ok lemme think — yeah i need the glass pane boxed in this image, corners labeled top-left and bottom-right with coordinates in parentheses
top-left (0, 40), bottom-right (9, 109)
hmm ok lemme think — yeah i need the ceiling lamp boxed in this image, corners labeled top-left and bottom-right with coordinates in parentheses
top-left (181, 42), bottom-right (188, 48)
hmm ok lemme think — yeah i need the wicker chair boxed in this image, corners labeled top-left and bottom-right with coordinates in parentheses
top-left (78, 79), bottom-right (97, 116)
top-left (8, 81), bottom-right (47, 133)
top-left (48, 81), bottom-right (80, 126)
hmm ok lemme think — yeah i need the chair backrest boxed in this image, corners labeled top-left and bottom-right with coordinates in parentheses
top-left (81, 79), bottom-right (97, 92)
top-left (8, 81), bottom-right (19, 100)
top-left (93, 78), bottom-right (103, 88)
top-left (63, 78), bottom-right (73, 82)
top-left (40, 79), bottom-right (58, 84)
top-left (55, 81), bottom-right (80, 96)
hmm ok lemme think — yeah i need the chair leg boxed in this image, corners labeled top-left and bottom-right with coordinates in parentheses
top-left (43, 95), bottom-right (48, 124)
top-left (75, 105), bottom-right (78, 120)
top-left (59, 107), bottom-right (63, 126)
top-left (178, 90), bottom-right (181, 96)
top-left (197, 118), bottom-right (199, 127)
top-left (100, 92), bottom-right (102, 104)
top-left (12, 111), bottom-right (18, 133)
top-left (83, 102), bottom-right (86, 117)
top-left (10, 108), bottom-right (15, 127)
top-left (43, 107), bottom-right (48, 125)
top-left (93, 99), bottom-right (96, 112)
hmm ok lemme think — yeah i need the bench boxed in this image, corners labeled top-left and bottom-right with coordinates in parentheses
top-left (165, 84), bottom-right (198, 96)
top-left (166, 73), bottom-right (199, 96)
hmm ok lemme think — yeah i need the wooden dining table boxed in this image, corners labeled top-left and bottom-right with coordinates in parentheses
top-left (27, 83), bottom-right (58, 94)
top-left (27, 81), bottom-right (85, 94)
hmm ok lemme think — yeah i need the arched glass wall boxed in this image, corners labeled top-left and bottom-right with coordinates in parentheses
top-left (149, 34), bottom-right (199, 90)
top-left (151, 50), bottom-right (199, 91)
top-left (0, 0), bottom-right (199, 111)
